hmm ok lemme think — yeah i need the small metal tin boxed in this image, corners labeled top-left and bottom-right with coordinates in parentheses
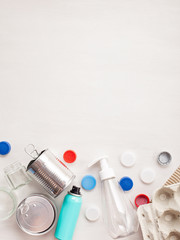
top-left (16, 194), bottom-right (56, 235)
top-left (25, 144), bottom-right (75, 198)
top-left (158, 152), bottom-right (172, 166)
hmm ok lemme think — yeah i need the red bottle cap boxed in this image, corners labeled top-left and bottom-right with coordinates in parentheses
top-left (63, 150), bottom-right (77, 163)
top-left (135, 194), bottom-right (150, 207)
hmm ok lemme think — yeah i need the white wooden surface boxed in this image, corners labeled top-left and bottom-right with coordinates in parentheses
top-left (0, 0), bottom-right (180, 239)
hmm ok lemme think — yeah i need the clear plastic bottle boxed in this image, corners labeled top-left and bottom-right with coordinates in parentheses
top-left (88, 156), bottom-right (139, 239)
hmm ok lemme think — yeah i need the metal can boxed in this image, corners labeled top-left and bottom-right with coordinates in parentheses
top-left (25, 144), bottom-right (75, 198)
top-left (16, 194), bottom-right (57, 235)
top-left (157, 151), bottom-right (172, 166)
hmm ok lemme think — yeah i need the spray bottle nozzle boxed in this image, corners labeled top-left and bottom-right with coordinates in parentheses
top-left (88, 156), bottom-right (115, 181)
top-left (70, 186), bottom-right (81, 195)
top-left (88, 156), bottom-right (109, 169)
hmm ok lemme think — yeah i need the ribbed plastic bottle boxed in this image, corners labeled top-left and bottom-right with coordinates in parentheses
top-left (54, 186), bottom-right (82, 240)
top-left (88, 156), bottom-right (139, 239)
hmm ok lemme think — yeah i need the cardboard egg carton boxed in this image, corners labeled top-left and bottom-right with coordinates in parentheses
top-left (164, 167), bottom-right (180, 186)
top-left (138, 167), bottom-right (180, 240)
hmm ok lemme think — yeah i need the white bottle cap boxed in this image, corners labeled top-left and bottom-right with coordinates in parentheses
top-left (140, 168), bottom-right (155, 184)
top-left (121, 152), bottom-right (136, 167)
top-left (85, 206), bottom-right (100, 222)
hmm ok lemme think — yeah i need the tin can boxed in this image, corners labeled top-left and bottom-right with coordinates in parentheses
top-left (16, 194), bottom-right (56, 235)
top-left (25, 144), bottom-right (75, 198)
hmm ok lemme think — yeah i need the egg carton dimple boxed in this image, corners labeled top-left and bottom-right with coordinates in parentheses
top-left (138, 183), bottom-right (180, 240)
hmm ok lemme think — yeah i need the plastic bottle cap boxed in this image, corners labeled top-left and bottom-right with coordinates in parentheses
top-left (119, 177), bottom-right (133, 191)
top-left (140, 168), bottom-right (155, 184)
top-left (158, 152), bottom-right (172, 166)
top-left (81, 175), bottom-right (96, 190)
top-left (121, 152), bottom-right (136, 167)
top-left (0, 141), bottom-right (11, 155)
top-left (63, 150), bottom-right (77, 163)
top-left (85, 206), bottom-right (100, 222)
top-left (135, 194), bottom-right (150, 207)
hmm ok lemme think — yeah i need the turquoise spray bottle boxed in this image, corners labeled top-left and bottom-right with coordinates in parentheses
top-left (55, 186), bottom-right (82, 240)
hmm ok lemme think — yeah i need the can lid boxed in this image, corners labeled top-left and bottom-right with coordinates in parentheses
top-left (135, 194), bottom-right (150, 207)
top-left (16, 195), bottom-right (56, 235)
top-left (158, 152), bottom-right (172, 166)
top-left (24, 144), bottom-right (39, 159)
top-left (81, 175), bottom-right (96, 190)
top-left (119, 177), bottom-right (133, 191)
top-left (0, 141), bottom-right (11, 155)
top-left (63, 150), bottom-right (77, 163)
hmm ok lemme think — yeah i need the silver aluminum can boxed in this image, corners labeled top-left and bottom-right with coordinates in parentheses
top-left (157, 151), bottom-right (172, 166)
top-left (26, 145), bottom-right (75, 198)
top-left (16, 194), bottom-right (57, 235)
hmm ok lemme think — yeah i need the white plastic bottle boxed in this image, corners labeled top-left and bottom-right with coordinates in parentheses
top-left (88, 156), bottom-right (139, 239)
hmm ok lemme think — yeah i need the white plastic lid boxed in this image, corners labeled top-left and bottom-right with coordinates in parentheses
top-left (140, 168), bottom-right (155, 184)
top-left (85, 206), bottom-right (100, 222)
top-left (121, 152), bottom-right (136, 167)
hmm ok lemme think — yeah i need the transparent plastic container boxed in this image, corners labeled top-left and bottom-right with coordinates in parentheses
top-left (102, 178), bottom-right (139, 238)
top-left (89, 156), bottom-right (139, 239)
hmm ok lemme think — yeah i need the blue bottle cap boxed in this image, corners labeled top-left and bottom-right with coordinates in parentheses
top-left (0, 141), bottom-right (11, 155)
top-left (81, 175), bottom-right (96, 190)
top-left (119, 176), bottom-right (133, 191)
